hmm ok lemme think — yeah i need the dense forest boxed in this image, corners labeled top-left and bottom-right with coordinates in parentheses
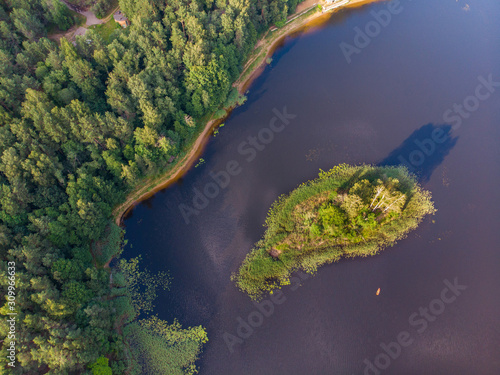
top-left (0, 0), bottom-right (304, 372)
top-left (234, 165), bottom-right (436, 299)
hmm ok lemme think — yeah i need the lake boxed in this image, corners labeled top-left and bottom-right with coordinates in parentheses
top-left (123, 0), bottom-right (500, 373)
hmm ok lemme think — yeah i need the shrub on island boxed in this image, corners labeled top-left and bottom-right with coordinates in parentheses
top-left (233, 164), bottom-right (436, 299)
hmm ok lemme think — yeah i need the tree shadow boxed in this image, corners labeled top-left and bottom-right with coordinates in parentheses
top-left (378, 123), bottom-right (458, 183)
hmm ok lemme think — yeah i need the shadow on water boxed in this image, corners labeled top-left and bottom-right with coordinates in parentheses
top-left (378, 123), bottom-right (458, 183)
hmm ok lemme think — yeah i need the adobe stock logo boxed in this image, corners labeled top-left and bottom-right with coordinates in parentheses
top-left (396, 74), bottom-right (499, 172)
top-left (178, 107), bottom-right (297, 224)
top-left (443, 74), bottom-right (500, 131)
top-left (340, 0), bottom-right (404, 64)
top-left (362, 278), bottom-right (467, 375)
top-left (223, 271), bottom-right (311, 353)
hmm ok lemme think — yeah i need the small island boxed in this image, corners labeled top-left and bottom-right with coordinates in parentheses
top-left (233, 164), bottom-right (436, 299)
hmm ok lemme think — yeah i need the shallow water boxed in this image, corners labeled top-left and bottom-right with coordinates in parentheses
top-left (123, 0), bottom-right (500, 373)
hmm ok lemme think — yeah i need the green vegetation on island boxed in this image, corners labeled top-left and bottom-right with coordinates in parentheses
top-left (233, 164), bottom-right (436, 299)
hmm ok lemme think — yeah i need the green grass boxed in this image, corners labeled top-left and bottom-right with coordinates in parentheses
top-left (233, 164), bottom-right (436, 299)
top-left (238, 51), bottom-right (266, 84)
top-left (89, 17), bottom-right (121, 42)
top-left (128, 320), bottom-right (207, 375)
top-left (237, 5), bottom-right (319, 86)
top-left (113, 4), bottom-right (320, 224)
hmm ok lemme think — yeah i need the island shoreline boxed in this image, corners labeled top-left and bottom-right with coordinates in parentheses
top-left (112, 0), bottom-right (383, 226)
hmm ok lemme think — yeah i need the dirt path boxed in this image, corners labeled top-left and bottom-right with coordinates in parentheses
top-left (237, 0), bottom-right (382, 91)
top-left (62, 0), bottom-right (103, 26)
top-left (49, 2), bottom-right (97, 42)
top-left (51, 2), bottom-right (121, 42)
top-left (48, 23), bottom-right (80, 42)
top-left (113, 0), bottom-right (384, 226)
top-left (112, 117), bottom-right (219, 225)
top-left (102, 5), bottom-right (121, 23)
top-left (234, 4), bottom-right (321, 92)
top-left (296, 0), bottom-right (319, 13)
top-left (80, 9), bottom-right (102, 26)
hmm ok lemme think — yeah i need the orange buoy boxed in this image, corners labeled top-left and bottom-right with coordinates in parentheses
top-left (376, 288), bottom-right (381, 296)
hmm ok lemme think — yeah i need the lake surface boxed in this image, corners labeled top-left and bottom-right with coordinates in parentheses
top-left (123, 0), bottom-right (500, 373)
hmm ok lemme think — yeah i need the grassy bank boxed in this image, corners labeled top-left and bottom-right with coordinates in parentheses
top-left (233, 164), bottom-right (436, 299)
top-left (111, 113), bottom-right (224, 225)
top-left (234, 4), bottom-right (321, 91)
top-left (112, 0), bottom-right (383, 225)
top-left (89, 17), bottom-right (121, 41)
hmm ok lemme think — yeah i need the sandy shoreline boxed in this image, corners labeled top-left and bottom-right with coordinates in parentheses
top-left (112, 0), bottom-right (384, 226)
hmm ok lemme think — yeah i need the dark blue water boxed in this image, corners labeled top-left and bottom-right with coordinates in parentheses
top-left (123, 0), bottom-right (500, 373)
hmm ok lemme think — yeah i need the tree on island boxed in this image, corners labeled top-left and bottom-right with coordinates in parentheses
top-left (233, 164), bottom-right (436, 300)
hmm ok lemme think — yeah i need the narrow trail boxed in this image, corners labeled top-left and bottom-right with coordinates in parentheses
top-left (112, 0), bottom-right (384, 226)
top-left (112, 117), bottom-right (219, 226)
top-left (61, 0), bottom-right (103, 26)
top-left (50, 1), bottom-right (120, 42)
